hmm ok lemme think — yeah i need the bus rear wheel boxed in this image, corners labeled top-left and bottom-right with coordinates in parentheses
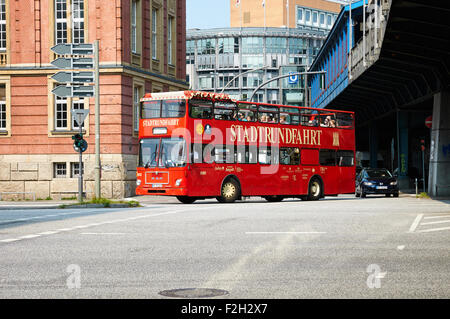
top-left (264, 195), bottom-right (284, 202)
top-left (176, 196), bottom-right (196, 204)
top-left (307, 178), bottom-right (322, 201)
top-left (217, 178), bottom-right (240, 203)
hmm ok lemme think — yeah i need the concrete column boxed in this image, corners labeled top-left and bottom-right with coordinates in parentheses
top-left (397, 110), bottom-right (409, 189)
top-left (369, 121), bottom-right (379, 168)
top-left (428, 90), bottom-right (450, 197)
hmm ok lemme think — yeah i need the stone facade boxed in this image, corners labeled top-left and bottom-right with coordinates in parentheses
top-left (0, 154), bottom-right (137, 200)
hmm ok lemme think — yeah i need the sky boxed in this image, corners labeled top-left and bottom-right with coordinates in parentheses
top-left (186, 0), bottom-right (230, 30)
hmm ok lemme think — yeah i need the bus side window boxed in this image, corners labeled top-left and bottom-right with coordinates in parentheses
top-left (258, 105), bottom-right (279, 124)
top-left (280, 147), bottom-right (300, 165)
top-left (191, 143), bottom-right (203, 163)
top-left (215, 145), bottom-right (235, 164)
top-left (258, 147), bottom-right (279, 165)
top-left (189, 100), bottom-right (213, 119)
top-left (237, 103), bottom-right (257, 122)
top-left (214, 101), bottom-right (236, 121)
top-left (337, 150), bottom-right (354, 166)
top-left (336, 112), bottom-right (354, 129)
top-left (319, 149), bottom-right (337, 166)
top-left (203, 144), bottom-right (214, 163)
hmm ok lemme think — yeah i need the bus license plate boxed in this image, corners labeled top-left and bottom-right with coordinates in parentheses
top-left (377, 186), bottom-right (388, 189)
top-left (152, 184), bottom-right (163, 188)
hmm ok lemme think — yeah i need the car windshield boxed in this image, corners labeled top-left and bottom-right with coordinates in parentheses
top-left (365, 169), bottom-right (392, 178)
top-left (139, 138), bottom-right (186, 168)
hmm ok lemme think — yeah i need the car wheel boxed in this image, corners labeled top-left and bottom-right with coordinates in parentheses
top-left (361, 191), bottom-right (366, 198)
top-left (393, 192), bottom-right (399, 198)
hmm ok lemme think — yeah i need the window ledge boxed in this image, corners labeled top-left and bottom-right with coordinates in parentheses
top-left (51, 129), bottom-right (86, 136)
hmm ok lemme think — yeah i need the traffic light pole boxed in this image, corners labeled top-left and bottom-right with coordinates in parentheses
top-left (77, 115), bottom-right (84, 203)
top-left (94, 40), bottom-right (101, 199)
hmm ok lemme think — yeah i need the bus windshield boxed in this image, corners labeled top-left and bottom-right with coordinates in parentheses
top-left (141, 99), bottom-right (186, 119)
top-left (139, 138), bottom-right (186, 168)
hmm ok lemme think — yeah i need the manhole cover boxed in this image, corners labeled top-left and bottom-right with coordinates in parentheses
top-left (159, 288), bottom-right (229, 298)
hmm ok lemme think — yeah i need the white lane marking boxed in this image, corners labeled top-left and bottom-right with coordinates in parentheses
top-left (418, 226), bottom-right (450, 233)
top-left (0, 238), bottom-right (21, 243)
top-left (80, 232), bottom-right (126, 235)
top-left (397, 245), bottom-right (405, 250)
top-left (0, 207), bottom-right (211, 244)
top-left (423, 215), bottom-right (450, 219)
top-left (408, 214), bottom-right (424, 233)
top-left (421, 220), bottom-right (450, 226)
top-left (246, 231), bottom-right (326, 235)
top-left (37, 231), bottom-right (59, 235)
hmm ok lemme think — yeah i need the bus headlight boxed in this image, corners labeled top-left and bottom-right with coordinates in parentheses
top-left (136, 179), bottom-right (141, 186)
top-left (175, 178), bottom-right (183, 186)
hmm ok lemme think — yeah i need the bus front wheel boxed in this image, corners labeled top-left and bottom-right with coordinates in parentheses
top-left (217, 178), bottom-right (240, 203)
top-left (176, 196), bottom-right (196, 204)
top-left (307, 178), bottom-right (322, 201)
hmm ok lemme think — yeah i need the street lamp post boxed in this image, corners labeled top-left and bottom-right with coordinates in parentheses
top-left (220, 66), bottom-right (270, 94)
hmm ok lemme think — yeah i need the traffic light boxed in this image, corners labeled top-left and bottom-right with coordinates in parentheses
top-left (420, 139), bottom-right (425, 152)
top-left (72, 133), bottom-right (88, 152)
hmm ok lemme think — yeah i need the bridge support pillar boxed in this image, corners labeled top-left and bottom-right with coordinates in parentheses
top-left (397, 111), bottom-right (409, 189)
top-left (428, 90), bottom-right (450, 197)
top-left (369, 121), bottom-right (379, 168)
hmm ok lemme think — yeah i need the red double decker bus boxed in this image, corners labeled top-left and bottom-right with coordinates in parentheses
top-left (136, 91), bottom-right (355, 204)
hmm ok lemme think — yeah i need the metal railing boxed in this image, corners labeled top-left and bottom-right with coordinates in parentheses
top-left (349, 0), bottom-right (391, 81)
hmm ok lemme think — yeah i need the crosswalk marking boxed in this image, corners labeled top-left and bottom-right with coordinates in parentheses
top-left (409, 213), bottom-right (450, 233)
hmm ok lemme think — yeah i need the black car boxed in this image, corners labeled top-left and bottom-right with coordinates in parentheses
top-left (355, 168), bottom-right (399, 198)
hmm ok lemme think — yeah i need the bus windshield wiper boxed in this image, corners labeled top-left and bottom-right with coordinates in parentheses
top-left (145, 150), bottom-right (158, 168)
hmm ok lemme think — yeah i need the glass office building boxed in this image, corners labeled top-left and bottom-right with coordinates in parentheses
top-left (186, 27), bottom-right (328, 106)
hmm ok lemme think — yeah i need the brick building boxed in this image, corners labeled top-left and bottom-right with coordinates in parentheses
top-left (0, 0), bottom-right (188, 200)
top-left (230, 0), bottom-right (341, 29)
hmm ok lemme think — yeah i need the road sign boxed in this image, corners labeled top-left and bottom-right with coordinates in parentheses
top-left (52, 71), bottom-right (94, 84)
top-left (71, 109), bottom-right (90, 126)
top-left (51, 57), bottom-right (94, 69)
top-left (425, 115), bottom-right (432, 128)
top-left (52, 85), bottom-right (95, 98)
top-left (288, 72), bottom-right (299, 84)
top-left (51, 43), bottom-right (94, 56)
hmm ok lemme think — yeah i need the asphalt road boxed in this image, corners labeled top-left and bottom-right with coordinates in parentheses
top-left (0, 195), bottom-right (449, 298)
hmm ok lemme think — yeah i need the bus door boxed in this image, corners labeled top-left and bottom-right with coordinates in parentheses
top-left (337, 150), bottom-right (355, 194)
top-left (318, 149), bottom-right (339, 195)
top-left (257, 145), bottom-right (281, 196)
top-left (189, 143), bottom-right (216, 196)
top-left (279, 147), bottom-right (301, 195)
